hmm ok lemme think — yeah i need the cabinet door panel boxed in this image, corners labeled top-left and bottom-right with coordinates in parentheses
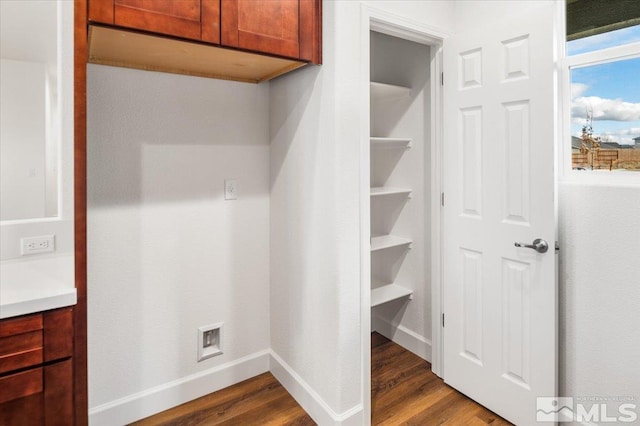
top-left (114, 0), bottom-right (203, 40)
top-left (0, 393), bottom-right (43, 426)
top-left (222, 0), bottom-right (300, 59)
top-left (0, 368), bottom-right (43, 404)
top-left (44, 360), bottom-right (73, 425)
top-left (43, 308), bottom-right (73, 362)
top-left (89, 0), bottom-right (221, 43)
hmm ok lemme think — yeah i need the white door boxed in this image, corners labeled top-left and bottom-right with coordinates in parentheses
top-left (442, 3), bottom-right (557, 425)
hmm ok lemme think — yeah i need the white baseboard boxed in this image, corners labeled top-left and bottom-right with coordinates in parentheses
top-left (372, 315), bottom-right (432, 362)
top-left (89, 350), bottom-right (270, 426)
top-left (269, 350), bottom-right (364, 425)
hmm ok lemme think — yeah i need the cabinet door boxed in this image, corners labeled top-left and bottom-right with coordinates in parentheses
top-left (221, 0), bottom-right (302, 59)
top-left (0, 368), bottom-right (44, 426)
top-left (89, 0), bottom-right (220, 43)
top-left (44, 359), bottom-right (73, 425)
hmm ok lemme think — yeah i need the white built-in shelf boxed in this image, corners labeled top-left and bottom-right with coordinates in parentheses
top-left (370, 137), bottom-right (412, 149)
top-left (371, 283), bottom-right (413, 307)
top-left (370, 82), bottom-right (411, 102)
top-left (371, 235), bottom-right (412, 252)
top-left (370, 187), bottom-right (412, 197)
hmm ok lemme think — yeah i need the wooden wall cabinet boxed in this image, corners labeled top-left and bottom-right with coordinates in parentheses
top-left (87, 0), bottom-right (321, 82)
top-left (221, 0), bottom-right (321, 63)
top-left (0, 308), bottom-right (74, 425)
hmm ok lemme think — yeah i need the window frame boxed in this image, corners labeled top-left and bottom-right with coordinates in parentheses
top-left (559, 14), bottom-right (640, 185)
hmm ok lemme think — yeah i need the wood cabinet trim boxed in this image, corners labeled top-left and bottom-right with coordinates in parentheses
top-left (89, 0), bottom-right (114, 23)
top-left (201, 0), bottom-right (220, 44)
top-left (75, 0), bottom-right (89, 424)
top-left (220, 0), bottom-right (239, 47)
top-left (299, 0), bottom-right (321, 64)
top-left (43, 308), bottom-right (73, 362)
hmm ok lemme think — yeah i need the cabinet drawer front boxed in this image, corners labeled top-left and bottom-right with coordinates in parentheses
top-left (0, 330), bottom-right (43, 374)
top-left (0, 314), bottom-right (43, 339)
top-left (0, 368), bottom-right (43, 404)
top-left (0, 331), bottom-right (42, 358)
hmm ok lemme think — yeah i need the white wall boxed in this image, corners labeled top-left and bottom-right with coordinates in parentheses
top-left (0, 59), bottom-right (47, 221)
top-left (269, 1), bottom-right (453, 422)
top-left (558, 183), bottom-right (640, 420)
top-left (87, 65), bottom-right (271, 423)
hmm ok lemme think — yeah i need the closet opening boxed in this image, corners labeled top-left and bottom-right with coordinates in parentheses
top-left (362, 17), bottom-right (444, 422)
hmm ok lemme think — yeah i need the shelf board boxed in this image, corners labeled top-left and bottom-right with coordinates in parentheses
top-left (371, 283), bottom-right (413, 307)
top-left (371, 235), bottom-right (412, 252)
top-left (370, 187), bottom-right (412, 197)
top-left (370, 82), bottom-right (411, 102)
top-left (370, 137), bottom-right (412, 149)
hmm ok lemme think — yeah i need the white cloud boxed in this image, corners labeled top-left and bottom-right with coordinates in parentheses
top-left (571, 83), bottom-right (589, 99)
top-left (575, 126), bottom-right (640, 145)
top-left (572, 96), bottom-right (640, 122)
top-left (595, 127), bottom-right (640, 145)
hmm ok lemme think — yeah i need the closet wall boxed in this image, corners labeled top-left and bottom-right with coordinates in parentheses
top-left (370, 32), bottom-right (432, 359)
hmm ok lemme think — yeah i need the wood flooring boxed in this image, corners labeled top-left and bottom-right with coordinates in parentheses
top-left (132, 333), bottom-right (511, 425)
top-left (370, 332), bottom-right (511, 425)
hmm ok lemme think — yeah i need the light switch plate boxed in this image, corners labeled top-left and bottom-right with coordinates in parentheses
top-left (224, 179), bottom-right (237, 200)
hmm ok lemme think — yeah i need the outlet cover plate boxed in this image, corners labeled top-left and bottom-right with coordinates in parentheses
top-left (21, 235), bottom-right (55, 255)
top-left (198, 322), bottom-right (223, 362)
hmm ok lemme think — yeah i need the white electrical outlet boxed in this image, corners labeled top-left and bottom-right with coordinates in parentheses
top-left (197, 323), bottom-right (223, 361)
top-left (224, 179), bottom-right (237, 200)
top-left (21, 235), bottom-right (55, 255)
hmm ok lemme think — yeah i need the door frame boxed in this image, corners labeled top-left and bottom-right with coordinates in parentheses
top-left (358, 5), bottom-right (449, 423)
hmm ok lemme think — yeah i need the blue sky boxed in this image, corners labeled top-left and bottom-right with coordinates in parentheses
top-left (568, 25), bottom-right (640, 145)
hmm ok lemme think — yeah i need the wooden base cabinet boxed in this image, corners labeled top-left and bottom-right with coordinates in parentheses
top-left (0, 309), bottom-right (74, 425)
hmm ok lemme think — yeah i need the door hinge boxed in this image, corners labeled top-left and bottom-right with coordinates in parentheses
top-left (442, 313), bottom-right (445, 327)
top-left (441, 72), bottom-right (444, 86)
top-left (441, 192), bottom-right (445, 206)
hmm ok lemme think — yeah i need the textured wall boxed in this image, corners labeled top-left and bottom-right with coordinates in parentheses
top-left (269, 0), bottom-right (454, 417)
top-left (87, 64), bottom-right (271, 409)
top-left (559, 183), bottom-right (640, 417)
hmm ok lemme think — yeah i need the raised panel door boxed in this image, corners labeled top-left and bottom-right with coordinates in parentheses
top-left (89, 0), bottom-right (220, 43)
top-left (221, 0), bottom-right (300, 59)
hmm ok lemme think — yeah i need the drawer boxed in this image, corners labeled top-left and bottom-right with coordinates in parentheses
top-left (0, 314), bottom-right (43, 338)
top-left (0, 308), bottom-right (73, 374)
top-left (0, 368), bottom-right (43, 404)
top-left (0, 331), bottom-right (43, 374)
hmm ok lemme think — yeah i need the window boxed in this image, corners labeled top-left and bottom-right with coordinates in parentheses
top-left (565, 1), bottom-right (640, 173)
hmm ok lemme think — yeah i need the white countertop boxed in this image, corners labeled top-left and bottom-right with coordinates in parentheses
top-left (0, 253), bottom-right (76, 319)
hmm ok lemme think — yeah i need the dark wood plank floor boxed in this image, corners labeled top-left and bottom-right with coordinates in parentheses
top-left (130, 372), bottom-right (314, 426)
top-left (132, 333), bottom-right (511, 425)
top-left (371, 332), bottom-right (511, 425)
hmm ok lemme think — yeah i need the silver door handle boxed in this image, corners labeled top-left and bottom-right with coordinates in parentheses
top-left (514, 238), bottom-right (548, 253)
